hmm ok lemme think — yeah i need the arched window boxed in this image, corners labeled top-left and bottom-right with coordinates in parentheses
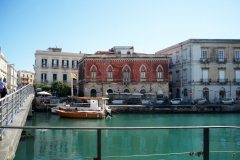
top-left (107, 89), bottom-right (113, 94)
top-left (203, 87), bottom-right (209, 101)
top-left (106, 65), bottom-right (113, 79)
top-left (156, 65), bottom-right (163, 79)
top-left (90, 65), bottom-right (97, 79)
top-left (139, 65), bottom-right (147, 79)
top-left (122, 65), bottom-right (131, 79)
top-left (124, 89), bottom-right (130, 93)
top-left (219, 87), bottom-right (226, 99)
top-left (90, 89), bottom-right (97, 97)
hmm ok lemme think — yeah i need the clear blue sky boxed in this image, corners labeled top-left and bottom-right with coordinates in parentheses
top-left (1, 0), bottom-right (240, 72)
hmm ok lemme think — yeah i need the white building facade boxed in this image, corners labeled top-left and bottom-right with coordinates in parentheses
top-left (156, 39), bottom-right (240, 103)
top-left (7, 64), bottom-right (18, 92)
top-left (0, 49), bottom-right (8, 81)
top-left (34, 47), bottom-right (83, 85)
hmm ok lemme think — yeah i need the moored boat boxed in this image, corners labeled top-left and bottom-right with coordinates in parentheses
top-left (54, 96), bottom-right (112, 119)
top-left (55, 110), bottom-right (106, 118)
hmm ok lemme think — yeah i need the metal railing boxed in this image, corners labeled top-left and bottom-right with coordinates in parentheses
top-left (1, 125), bottom-right (240, 160)
top-left (0, 84), bottom-right (34, 138)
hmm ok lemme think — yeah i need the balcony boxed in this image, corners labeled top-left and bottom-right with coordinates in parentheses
top-left (200, 58), bottom-right (211, 63)
top-left (169, 63), bottom-right (174, 68)
top-left (41, 64), bottom-right (48, 68)
top-left (217, 78), bottom-right (228, 84)
top-left (217, 58), bottom-right (227, 63)
top-left (72, 65), bottom-right (78, 70)
top-left (233, 79), bottom-right (240, 84)
top-left (200, 78), bottom-right (211, 84)
top-left (91, 78), bottom-right (96, 82)
top-left (107, 78), bottom-right (113, 82)
top-left (233, 58), bottom-right (240, 64)
top-left (62, 65), bottom-right (69, 69)
top-left (140, 78), bottom-right (146, 82)
top-left (52, 65), bottom-right (59, 69)
top-left (41, 79), bottom-right (48, 83)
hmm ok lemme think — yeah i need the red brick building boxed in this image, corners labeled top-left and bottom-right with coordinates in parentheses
top-left (78, 46), bottom-right (169, 99)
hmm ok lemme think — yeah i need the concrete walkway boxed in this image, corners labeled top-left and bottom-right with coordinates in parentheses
top-left (0, 94), bottom-right (34, 160)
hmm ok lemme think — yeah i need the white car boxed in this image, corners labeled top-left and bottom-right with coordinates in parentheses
top-left (170, 98), bottom-right (183, 105)
top-left (155, 98), bottom-right (165, 104)
top-left (221, 98), bottom-right (235, 105)
top-left (193, 98), bottom-right (208, 105)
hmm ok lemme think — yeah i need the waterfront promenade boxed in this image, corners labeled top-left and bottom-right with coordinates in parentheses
top-left (0, 85), bottom-right (34, 160)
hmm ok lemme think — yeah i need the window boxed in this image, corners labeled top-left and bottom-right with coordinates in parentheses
top-left (176, 71), bottom-right (180, 81)
top-left (117, 51), bottom-right (121, 54)
top-left (42, 59), bottom-right (47, 67)
top-left (23, 74), bottom-right (25, 77)
top-left (202, 50), bottom-right (208, 59)
top-left (124, 70), bottom-right (130, 78)
top-left (203, 70), bottom-right (208, 82)
top-left (235, 50), bottom-right (240, 59)
top-left (141, 71), bottom-right (146, 78)
top-left (236, 70), bottom-right (240, 82)
top-left (72, 60), bottom-right (78, 68)
top-left (184, 89), bottom-right (188, 96)
top-left (169, 73), bottom-right (172, 82)
top-left (219, 70), bottom-right (225, 82)
top-left (176, 54), bottom-right (179, 62)
top-left (63, 74), bottom-right (67, 82)
top-left (41, 73), bottom-right (47, 82)
top-left (157, 71), bottom-right (162, 79)
top-left (127, 51), bottom-right (131, 54)
top-left (218, 50), bottom-right (224, 59)
top-left (183, 69), bottom-right (187, 80)
top-left (183, 51), bottom-right (187, 60)
top-left (62, 60), bottom-right (69, 68)
top-left (53, 74), bottom-right (57, 81)
top-left (91, 71), bottom-right (96, 79)
top-left (52, 59), bottom-right (58, 67)
top-left (108, 71), bottom-right (112, 78)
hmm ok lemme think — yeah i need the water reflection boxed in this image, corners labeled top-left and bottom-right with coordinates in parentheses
top-left (15, 113), bottom-right (240, 160)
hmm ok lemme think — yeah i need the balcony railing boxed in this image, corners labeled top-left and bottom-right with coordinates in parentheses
top-left (217, 58), bottom-right (227, 63)
top-left (233, 79), bottom-right (240, 84)
top-left (200, 78), bottom-right (211, 84)
top-left (72, 65), bottom-right (78, 69)
top-left (217, 78), bottom-right (228, 84)
top-left (41, 79), bottom-right (48, 83)
top-left (41, 64), bottom-right (48, 68)
top-left (62, 65), bottom-right (69, 69)
top-left (233, 58), bottom-right (240, 63)
top-left (52, 65), bottom-right (59, 69)
top-left (200, 58), bottom-right (211, 63)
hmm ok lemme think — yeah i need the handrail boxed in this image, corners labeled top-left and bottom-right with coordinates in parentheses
top-left (0, 84), bottom-right (34, 138)
top-left (1, 125), bottom-right (240, 129)
top-left (1, 125), bottom-right (240, 160)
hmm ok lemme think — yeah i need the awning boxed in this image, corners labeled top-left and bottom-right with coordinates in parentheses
top-left (157, 90), bottom-right (163, 95)
top-left (144, 92), bottom-right (156, 95)
top-left (37, 91), bottom-right (52, 96)
top-left (108, 92), bottom-right (120, 95)
top-left (120, 92), bottom-right (132, 95)
top-left (132, 92), bottom-right (143, 96)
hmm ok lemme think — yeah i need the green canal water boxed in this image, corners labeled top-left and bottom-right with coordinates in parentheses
top-left (15, 113), bottom-right (240, 160)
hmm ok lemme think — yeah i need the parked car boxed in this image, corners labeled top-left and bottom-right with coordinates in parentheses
top-left (217, 98), bottom-right (234, 104)
top-left (193, 98), bottom-right (208, 105)
top-left (170, 98), bottom-right (183, 105)
top-left (155, 98), bottom-right (165, 104)
top-left (126, 98), bottom-right (142, 105)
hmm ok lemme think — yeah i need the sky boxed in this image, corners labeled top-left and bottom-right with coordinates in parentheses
top-left (1, 0), bottom-right (240, 72)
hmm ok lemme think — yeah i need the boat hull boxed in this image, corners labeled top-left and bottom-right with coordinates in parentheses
top-left (55, 110), bottom-right (106, 119)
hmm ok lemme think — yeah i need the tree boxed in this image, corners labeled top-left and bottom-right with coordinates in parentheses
top-left (51, 81), bottom-right (71, 97)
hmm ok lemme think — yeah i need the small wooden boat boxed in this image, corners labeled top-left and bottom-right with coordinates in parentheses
top-left (54, 96), bottom-right (112, 119)
top-left (55, 110), bottom-right (106, 119)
